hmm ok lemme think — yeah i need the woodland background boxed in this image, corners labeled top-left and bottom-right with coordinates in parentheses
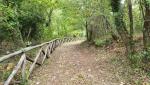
top-left (1, 0), bottom-right (150, 84)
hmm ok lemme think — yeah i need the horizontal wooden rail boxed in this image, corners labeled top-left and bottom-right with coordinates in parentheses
top-left (0, 37), bottom-right (77, 85)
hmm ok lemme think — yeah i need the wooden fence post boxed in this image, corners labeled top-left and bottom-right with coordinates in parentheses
top-left (29, 47), bottom-right (43, 76)
top-left (22, 55), bottom-right (26, 83)
top-left (4, 54), bottom-right (26, 85)
top-left (41, 45), bottom-right (50, 64)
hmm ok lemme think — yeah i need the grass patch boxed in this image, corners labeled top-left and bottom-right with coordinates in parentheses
top-left (94, 39), bottom-right (112, 47)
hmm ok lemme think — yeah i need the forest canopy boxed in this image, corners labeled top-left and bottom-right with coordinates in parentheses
top-left (0, 0), bottom-right (148, 55)
top-left (0, 0), bottom-right (86, 53)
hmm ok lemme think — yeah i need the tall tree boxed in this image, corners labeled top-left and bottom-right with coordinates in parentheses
top-left (111, 0), bottom-right (132, 54)
top-left (128, 0), bottom-right (135, 54)
top-left (143, 0), bottom-right (150, 51)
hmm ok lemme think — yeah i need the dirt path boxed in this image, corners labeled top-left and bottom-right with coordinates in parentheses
top-left (30, 40), bottom-right (123, 85)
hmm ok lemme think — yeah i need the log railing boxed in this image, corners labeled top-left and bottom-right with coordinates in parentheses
top-left (0, 37), bottom-right (75, 85)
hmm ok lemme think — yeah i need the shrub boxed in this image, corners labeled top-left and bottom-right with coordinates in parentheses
top-left (128, 52), bottom-right (143, 68)
top-left (94, 39), bottom-right (112, 47)
top-left (128, 48), bottom-right (150, 68)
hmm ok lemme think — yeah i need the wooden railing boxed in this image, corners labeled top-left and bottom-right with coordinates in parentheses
top-left (0, 37), bottom-right (75, 85)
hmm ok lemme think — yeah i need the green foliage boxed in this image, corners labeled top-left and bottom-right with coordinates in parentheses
top-left (143, 49), bottom-right (150, 62)
top-left (2, 71), bottom-right (11, 81)
top-left (128, 48), bottom-right (150, 68)
top-left (128, 52), bottom-right (143, 68)
top-left (18, 0), bottom-right (46, 40)
top-left (94, 39), bottom-right (112, 47)
top-left (146, 0), bottom-right (150, 4)
top-left (0, 3), bottom-right (18, 40)
top-left (111, 0), bottom-right (121, 12)
top-left (19, 71), bottom-right (29, 85)
top-left (0, 0), bottom-right (112, 43)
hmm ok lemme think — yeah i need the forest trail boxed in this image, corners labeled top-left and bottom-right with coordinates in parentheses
top-left (30, 40), bottom-right (123, 85)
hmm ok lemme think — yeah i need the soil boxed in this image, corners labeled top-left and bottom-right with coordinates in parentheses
top-left (30, 40), bottom-right (150, 85)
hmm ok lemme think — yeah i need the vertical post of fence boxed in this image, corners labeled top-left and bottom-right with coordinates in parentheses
top-left (22, 54), bottom-right (26, 84)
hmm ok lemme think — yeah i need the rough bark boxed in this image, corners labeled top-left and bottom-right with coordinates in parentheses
top-left (128, 0), bottom-right (135, 54)
top-left (114, 12), bottom-right (131, 53)
top-left (103, 15), bottom-right (119, 41)
top-left (111, 0), bottom-right (131, 54)
top-left (85, 21), bottom-right (89, 41)
top-left (143, 0), bottom-right (150, 51)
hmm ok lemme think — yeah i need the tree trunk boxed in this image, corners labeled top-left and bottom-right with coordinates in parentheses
top-left (111, 0), bottom-right (131, 54)
top-left (128, 0), bottom-right (135, 54)
top-left (143, 1), bottom-right (150, 51)
top-left (141, 0), bottom-right (150, 62)
top-left (114, 12), bottom-right (131, 54)
top-left (46, 9), bottom-right (53, 27)
top-left (103, 15), bottom-right (119, 41)
top-left (85, 21), bottom-right (89, 41)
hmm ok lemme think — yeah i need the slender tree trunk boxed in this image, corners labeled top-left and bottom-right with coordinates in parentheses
top-left (114, 12), bottom-right (131, 53)
top-left (143, 0), bottom-right (150, 51)
top-left (85, 21), bottom-right (89, 40)
top-left (111, 0), bottom-right (131, 54)
top-left (103, 15), bottom-right (119, 41)
top-left (140, 0), bottom-right (145, 20)
top-left (128, 0), bottom-right (135, 54)
top-left (46, 9), bottom-right (53, 27)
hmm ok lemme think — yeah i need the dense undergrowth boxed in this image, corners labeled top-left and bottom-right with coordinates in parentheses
top-left (92, 36), bottom-right (150, 84)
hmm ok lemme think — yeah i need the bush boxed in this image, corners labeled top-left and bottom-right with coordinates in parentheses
top-left (128, 52), bottom-right (143, 68)
top-left (0, 3), bottom-right (19, 41)
top-left (143, 49), bottom-right (150, 62)
top-left (128, 48), bottom-right (150, 68)
top-left (94, 39), bottom-right (112, 47)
